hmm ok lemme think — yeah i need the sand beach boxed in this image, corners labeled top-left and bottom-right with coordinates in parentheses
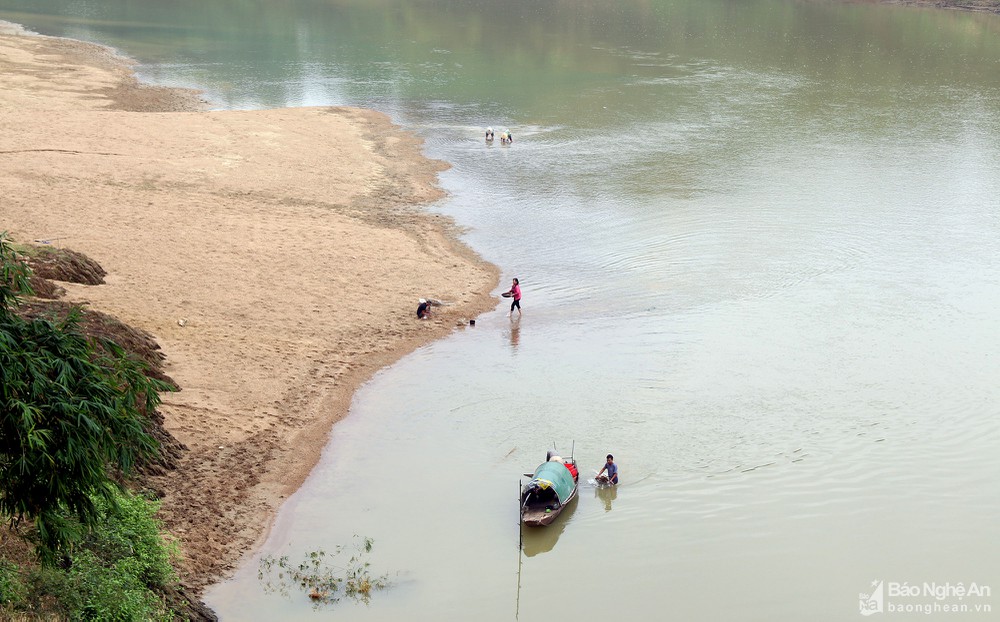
top-left (0, 22), bottom-right (497, 592)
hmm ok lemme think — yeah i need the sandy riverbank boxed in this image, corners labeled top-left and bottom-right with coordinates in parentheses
top-left (0, 22), bottom-right (498, 593)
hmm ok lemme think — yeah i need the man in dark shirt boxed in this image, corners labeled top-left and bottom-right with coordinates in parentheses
top-left (597, 454), bottom-right (619, 485)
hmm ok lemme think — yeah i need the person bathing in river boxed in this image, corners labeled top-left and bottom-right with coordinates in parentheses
top-left (486, 127), bottom-right (494, 142)
top-left (597, 454), bottom-right (619, 485)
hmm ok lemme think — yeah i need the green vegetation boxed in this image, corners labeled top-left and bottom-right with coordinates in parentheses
top-left (258, 536), bottom-right (389, 607)
top-left (3, 488), bottom-right (179, 621)
top-left (1, 232), bottom-right (165, 560)
top-left (0, 558), bottom-right (28, 608)
top-left (0, 232), bottom-right (182, 619)
top-left (2, 488), bottom-right (179, 620)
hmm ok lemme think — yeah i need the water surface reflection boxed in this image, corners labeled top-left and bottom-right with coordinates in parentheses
top-left (595, 485), bottom-right (618, 513)
top-left (520, 498), bottom-right (577, 558)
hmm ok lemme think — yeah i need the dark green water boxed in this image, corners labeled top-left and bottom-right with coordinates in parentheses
top-left (3, 1), bottom-right (999, 619)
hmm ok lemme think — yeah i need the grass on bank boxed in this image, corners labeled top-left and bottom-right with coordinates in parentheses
top-left (0, 489), bottom-right (180, 621)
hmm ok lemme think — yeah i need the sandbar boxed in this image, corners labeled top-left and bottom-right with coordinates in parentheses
top-left (0, 22), bottom-right (498, 593)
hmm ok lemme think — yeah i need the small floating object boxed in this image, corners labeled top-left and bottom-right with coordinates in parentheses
top-left (308, 588), bottom-right (327, 601)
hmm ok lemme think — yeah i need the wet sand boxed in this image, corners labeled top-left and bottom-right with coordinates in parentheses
top-left (0, 22), bottom-right (498, 592)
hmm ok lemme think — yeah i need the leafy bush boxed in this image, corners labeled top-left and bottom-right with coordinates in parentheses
top-left (0, 232), bottom-right (166, 562)
top-left (81, 490), bottom-right (178, 590)
top-left (3, 489), bottom-right (178, 621)
top-left (61, 549), bottom-right (172, 622)
top-left (0, 559), bottom-right (27, 608)
top-left (1, 232), bottom-right (180, 619)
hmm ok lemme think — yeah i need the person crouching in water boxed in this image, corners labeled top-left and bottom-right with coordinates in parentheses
top-left (486, 127), bottom-right (494, 142)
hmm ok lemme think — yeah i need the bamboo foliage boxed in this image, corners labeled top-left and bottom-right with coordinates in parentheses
top-left (0, 233), bottom-right (164, 563)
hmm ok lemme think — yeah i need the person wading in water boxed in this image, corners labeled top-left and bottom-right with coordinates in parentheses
top-left (506, 277), bottom-right (522, 318)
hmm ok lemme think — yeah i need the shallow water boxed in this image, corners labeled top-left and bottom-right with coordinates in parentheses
top-left (4, 0), bottom-right (999, 619)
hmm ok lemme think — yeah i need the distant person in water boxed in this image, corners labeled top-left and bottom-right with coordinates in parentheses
top-left (417, 299), bottom-right (431, 319)
top-left (500, 130), bottom-right (512, 145)
top-left (486, 127), bottom-right (494, 142)
top-left (597, 454), bottom-right (619, 485)
top-left (506, 277), bottom-right (521, 318)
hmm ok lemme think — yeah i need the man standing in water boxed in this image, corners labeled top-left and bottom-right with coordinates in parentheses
top-left (506, 277), bottom-right (521, 318)
top-left (597, 454), bottom-right (619, 485)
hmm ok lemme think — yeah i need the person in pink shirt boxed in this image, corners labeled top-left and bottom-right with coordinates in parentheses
top-left (506, 277), bottom-right (522, 318)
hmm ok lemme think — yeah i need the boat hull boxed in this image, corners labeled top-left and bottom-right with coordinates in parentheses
top-left (521, 480), bottom-right (578, 526)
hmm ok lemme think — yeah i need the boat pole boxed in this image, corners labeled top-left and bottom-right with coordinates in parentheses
top-left (516, 532), bottom-right (524, 620)
top-left (518, 479), bottom-right (524, 549)
top-left (516, 479), bottom-right (524, 619)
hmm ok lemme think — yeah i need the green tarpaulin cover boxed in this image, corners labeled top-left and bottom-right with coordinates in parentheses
top-left (529, 461), bottom-right (575, 503)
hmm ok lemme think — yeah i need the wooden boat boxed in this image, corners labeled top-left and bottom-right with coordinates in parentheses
top-left (520, 449), bottom-right (579, 526)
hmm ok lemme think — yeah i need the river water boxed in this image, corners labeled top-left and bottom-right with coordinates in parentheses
top-left (3, 1), bottom-right (999, 619)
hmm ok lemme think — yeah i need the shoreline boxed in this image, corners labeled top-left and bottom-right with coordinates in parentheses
top-left (0, 22), bottom-right (498, 594)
